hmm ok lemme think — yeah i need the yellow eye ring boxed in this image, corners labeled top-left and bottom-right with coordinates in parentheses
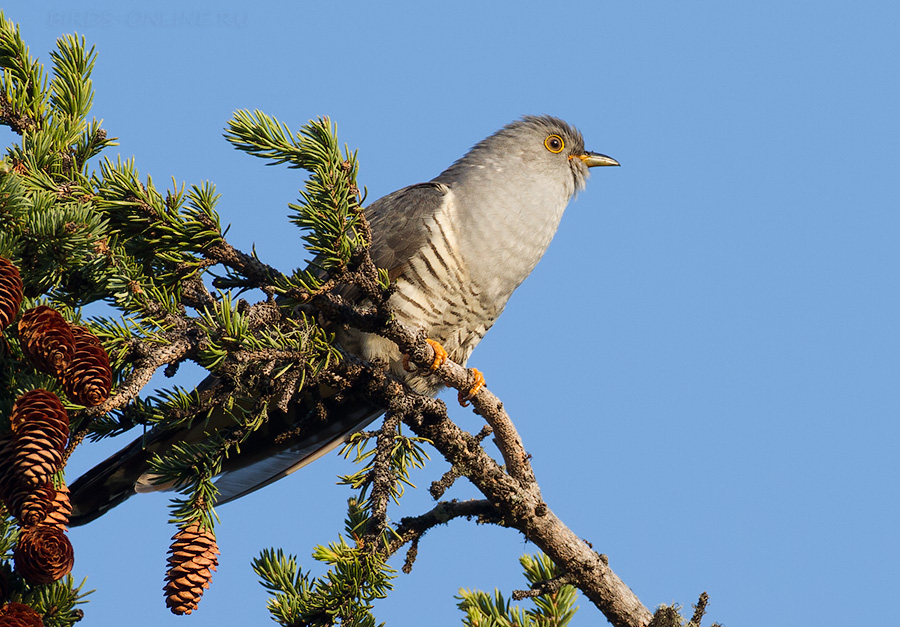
top-left (544, 134), bottom-right (565, 153)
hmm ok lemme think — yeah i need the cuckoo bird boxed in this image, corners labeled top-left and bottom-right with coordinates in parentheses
top-left (69, 116), bottom-right (618, 525)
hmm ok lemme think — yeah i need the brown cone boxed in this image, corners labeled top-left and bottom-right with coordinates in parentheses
top-left (40, 483), bottom-right (71, 530)
top-left (7, 391), bottom-right (69, 488)
top-left (10, 390), bottom-right (69, 442)
top-left (8, 440), bottom-right (63, 489)
top-left (13, 526), bottom-right (74, 585)
top-left (6, 483), bottom-right (55, 528)
top-left (0, 257), bottom-right (24, 330)
top-left (17, 307), bottom-right (75, 376)
top-left (0, 602), bottom-right (43, 627)
top-left (61, 328), bottom-right (111, 407)
top-left (68, 325), bottom-right (102, 349)
top-left (163, 522), bottom-right (219, 615)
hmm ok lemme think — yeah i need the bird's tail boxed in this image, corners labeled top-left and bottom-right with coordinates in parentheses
top-left (69, 395), bottom-right (382, 527)
top-left (68, 434), bottom-right (159, 526)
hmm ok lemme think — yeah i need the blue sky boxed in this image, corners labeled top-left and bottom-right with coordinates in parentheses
top-left (3, 2), bottom-right (899, 626)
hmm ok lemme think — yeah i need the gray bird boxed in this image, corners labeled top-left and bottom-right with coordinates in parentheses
top-left (69, 116), bottom-right (618, 524)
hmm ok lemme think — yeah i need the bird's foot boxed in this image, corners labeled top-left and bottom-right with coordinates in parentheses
top-left (402, 338), bottom-right (449, 373)
top-left (458, 368), bottom-right (485, 407)
top-left (426, 338), bottom-right (448, 372)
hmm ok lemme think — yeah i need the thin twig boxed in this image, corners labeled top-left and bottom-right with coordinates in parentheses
top-left (389, 499), bottom-right (503, 556)
top-left (688, 592), bottom-right (709, 626)
top-left (512, 571), bottom-right (578, 600)
top-left (364, 410), bottom-right (401, 542)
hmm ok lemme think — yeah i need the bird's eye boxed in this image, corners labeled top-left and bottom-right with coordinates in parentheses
top-left (544, 134), bottom-right (565, 153)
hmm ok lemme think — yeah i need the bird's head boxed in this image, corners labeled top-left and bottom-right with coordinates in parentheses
top-left (439, 115), bottom-right (618, 195)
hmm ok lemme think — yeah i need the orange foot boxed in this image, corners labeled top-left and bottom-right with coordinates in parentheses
top-left (403, 338), bottom-right (449, 373)
top-left (458, 367), bottom-right (485, 407)
top-left (426, 338), bottom-right (448, 372)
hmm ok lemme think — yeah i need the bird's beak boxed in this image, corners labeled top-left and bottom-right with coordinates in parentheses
top-left (577, 151), bottom-right (620, 167)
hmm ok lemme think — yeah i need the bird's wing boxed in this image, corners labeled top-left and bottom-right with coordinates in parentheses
top-left (364, 181), bottom-right (450, 280)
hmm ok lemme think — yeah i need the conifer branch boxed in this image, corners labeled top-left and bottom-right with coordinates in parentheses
top-left (0, 19), bottom-right (716, 627)
top-left (390, 499), bottom-right (502, 551)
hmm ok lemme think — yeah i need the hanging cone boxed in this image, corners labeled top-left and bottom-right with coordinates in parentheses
top-left (61, 326), bottom-right (111, 407)
top-left (0, 257), bottom-right (23, 330)
top-left (39, 483), bottom-right (71, 530)
top-left (68, 325), bottom-right (102, 349)
top-left (163, 522), bottom-right (219, 615)
top-left (8, 441), bottom-right (63, 489)
top-left (17, 307), bottom-right (75, 377)
top-left (6, 483), bottom-right (56, 528)
top-left (7, 391), bottom-right (69, 487)
top-left (10, 390), bottom-right (69, 442)
top-left (0, 602), bottom-right (43, 627)
top-left (13, 525), bottom-right (75, 585)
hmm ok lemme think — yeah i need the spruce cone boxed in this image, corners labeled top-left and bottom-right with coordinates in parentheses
top-left (13, 526), bottom-right (75, 585)
top-left (7, 391), bottom-right (68, 487)
top-left (0, 257), bottom-right (23, 330)
top-left (68, 325), bottom-right (102, 349)
top-left (40, 483), bottom-right (71, 530)
top-left (61, 327), bottom-right (111, 407)
top-left (7, 483), bottom-right (55, 528)
top-left (6, 441), bottom-right (62, 489)
top-left (10, 390), bottom-right (69, 442)
top-left (17, 307), bottom-right (75, 376)
top-left (0, 602), bottom-right (43, 627)
top-left (164, 522), bottom-right (219, 615)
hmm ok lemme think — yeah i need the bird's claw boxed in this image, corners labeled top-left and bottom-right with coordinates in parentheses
top-left (458, 368), bottom-right (485, 407)
top-left (402, 338), bottom-right (448, 373)
top-left (426, 338), bottom-right (448, 372)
